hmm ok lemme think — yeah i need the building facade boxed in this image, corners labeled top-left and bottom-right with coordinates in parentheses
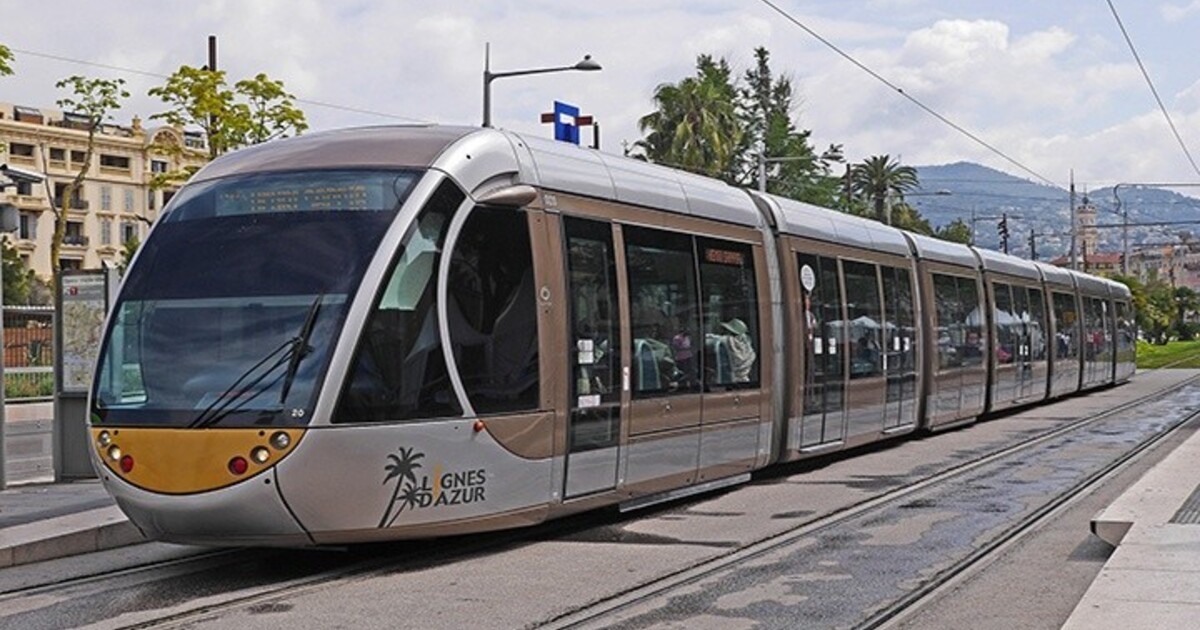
top-left (0, 102), bottom-right (208, 279)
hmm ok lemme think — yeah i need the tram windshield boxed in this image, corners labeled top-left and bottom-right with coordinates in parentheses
top-left (91, 169), bottom-right (420, 427)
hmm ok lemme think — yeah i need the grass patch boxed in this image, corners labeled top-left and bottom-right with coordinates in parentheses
top-left (1137, 339), bottom-right (1200, 369)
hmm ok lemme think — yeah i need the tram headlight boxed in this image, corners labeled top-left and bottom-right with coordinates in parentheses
top-left (107, 445), bottom-right (122, 461)
top-left (269, 431), bottom-right (291, 450)
top-left (98, 431), bottom-right (111, 447)
top-left (251, 447), bottom-right (271, 464)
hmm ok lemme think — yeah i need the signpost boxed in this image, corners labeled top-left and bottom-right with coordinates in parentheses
top-left (541, 101), bottom-right (598, 149)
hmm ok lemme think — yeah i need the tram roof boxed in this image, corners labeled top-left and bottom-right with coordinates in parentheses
top-left (189, 125), bottom-right (474, 183)
top-left (972, 246), bottom-right (1042, 281)
top-left (903, 232), bottom-right (979, 268)
top-left (750, 193), bottom-right (913, 256)
top-left (1071, 269), bottom-right (1111, 296)
top-left (507, 132), bottom-right (763, 228)
top-left (1034, 261), bottom-right (1077, 288)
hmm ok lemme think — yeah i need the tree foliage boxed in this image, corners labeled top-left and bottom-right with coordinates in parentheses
top-left (936, 218), bottom-right (973, 244)
top-left (118, 235), bottom-right (140, 276)
top-left (148, 65), bottom-right (308, 161)
top-left (47, 75), bottom-right (129, 289)
top-left (635, 55), bottom-right (742, 180)
top-left (2, 236), bottom-right (42, 305)
top-left (850, 155), bottom-right (920, 224)
top-left (0, 43), bottom-right (13, 77)
top-left (634, 48), bottom-right (842, 204)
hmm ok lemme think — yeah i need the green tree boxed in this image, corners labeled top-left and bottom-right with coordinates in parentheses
top-left (148, 65), bottom-right (307, 162)
top-left (850, 155), bottom-right (920, 224)
top-left (634, 55), bottom-right (742, 180)
top-left (1, 236), bottom-right (38, 304)
top-left (45, 76), bottom-right (128, 290)
top-left (0, 43), bottom-right (13, 76)
top-left (737, 47), bottom-right (843, 206)
top-left (1174, 286), bottom-right (1200, 340)
top-left (117, 235), bottom-right (140, 275)
top-left (936, 218), bottom-right (973, 244)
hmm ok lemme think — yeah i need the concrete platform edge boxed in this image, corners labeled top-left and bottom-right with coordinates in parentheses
top-left (0, 506), bottom-right (144, 568)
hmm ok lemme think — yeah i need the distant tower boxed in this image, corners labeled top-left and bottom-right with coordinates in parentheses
top-left (1077, 194), bottom-right (1098, 260)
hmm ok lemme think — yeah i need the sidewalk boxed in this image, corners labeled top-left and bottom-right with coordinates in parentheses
top-left (1062, 419), bottom-right (1200, 628)
top-left (0, 480), bottom-right (141, 568)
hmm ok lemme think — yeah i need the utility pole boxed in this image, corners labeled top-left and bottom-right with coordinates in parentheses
top-left (1069, 170), bottom-right (1078, 270)
top-left (998, 213), bottom-right (1010, 254)
top-left (1029, 229), bottom-right (1037, 260)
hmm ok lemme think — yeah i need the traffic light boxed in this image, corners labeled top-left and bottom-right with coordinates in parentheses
top-left (998, 213), bottom-right (1009, 253)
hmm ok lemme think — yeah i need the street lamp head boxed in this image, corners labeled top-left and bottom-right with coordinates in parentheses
top-left (574, 55), bottom-right (602, 71)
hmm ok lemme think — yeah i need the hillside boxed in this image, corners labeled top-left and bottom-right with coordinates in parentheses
top-left (911, 162), bottom-right (1200, 259)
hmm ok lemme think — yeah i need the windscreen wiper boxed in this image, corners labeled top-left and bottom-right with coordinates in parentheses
top-left (279, 294), bottom-right (322, 405)
top-left (190, 294), bottom-right (324, 428)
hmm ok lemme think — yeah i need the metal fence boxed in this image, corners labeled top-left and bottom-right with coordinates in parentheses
top-left (4, 306), bottom-right (55, 401)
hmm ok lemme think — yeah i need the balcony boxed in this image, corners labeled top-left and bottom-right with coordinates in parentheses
top-left (62, 234), bottom-right (89, 247)
top-left (52, 197), bottom-right (89, 211)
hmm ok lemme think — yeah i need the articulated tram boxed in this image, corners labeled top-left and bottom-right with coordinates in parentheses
top-left (88, 125), bottom-right (1136, 546)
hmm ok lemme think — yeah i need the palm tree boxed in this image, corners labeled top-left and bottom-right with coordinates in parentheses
top-left (850, 155), bottom-right (920, 225)
top-left (635, 56), bottom-right (742, 181)
top-left (378, 446), bottom-right (425, 528)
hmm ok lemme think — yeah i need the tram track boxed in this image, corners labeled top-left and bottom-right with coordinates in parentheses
top-left (2, 372), bottom-right (1195, 629)
top-left (540, 372), bottom-right (1200, 629)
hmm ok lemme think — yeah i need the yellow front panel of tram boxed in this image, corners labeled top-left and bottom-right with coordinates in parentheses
top-left (90, 427), bottom-right (305, 495)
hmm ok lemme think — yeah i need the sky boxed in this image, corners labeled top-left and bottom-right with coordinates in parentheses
top-left (2, 0), bottom-right (1200, 192)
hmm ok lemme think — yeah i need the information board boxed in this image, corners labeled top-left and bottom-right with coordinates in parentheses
top-left (59, 272), bottom-right (108, 393)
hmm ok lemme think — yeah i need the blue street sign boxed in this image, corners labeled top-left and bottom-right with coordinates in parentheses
top-left (553, 101), bottom-right (581, 145)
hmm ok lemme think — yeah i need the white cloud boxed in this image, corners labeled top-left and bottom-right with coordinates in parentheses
top-left (1161, 1), bottom-right (1200, 22)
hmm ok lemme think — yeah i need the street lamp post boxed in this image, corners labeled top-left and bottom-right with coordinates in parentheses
top-left (482, 43), bottom-right (601, 128)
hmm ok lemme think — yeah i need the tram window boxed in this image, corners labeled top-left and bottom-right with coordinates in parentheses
top-left (892, 267), bottom-right (917, 372)
top-left (1027, 288), bottom-right (1047, 361)
top-left (698, 237), bottom-right (759, 389)
top-left (1052, 291), bottom-right (1080, 360)
top-left (993, 283), bottom-right (1016, 365)
top-left (335, 180), bottom-right (464, 423)
top-left (798, 254), bottom-right (845, 406)
top-left (932, 273), bottom-right (984, 370)
top-left (932, 274), bottom-right (962, 369)
top-left (566, 218), bottom-right (621, 449)
top-left (448, 206), bottom-right (539, 414)
top-left (958, 277), bottom-right (985, 367)
top-left (624, 226), bottom-right (702, 398)
top-left (843, 261), bottom-right (883, 379)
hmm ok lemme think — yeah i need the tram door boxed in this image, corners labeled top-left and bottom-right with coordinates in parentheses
top-left (563, 218), bottom-right (623, 498)
top-left (798, 253), bottom-right (847, 448)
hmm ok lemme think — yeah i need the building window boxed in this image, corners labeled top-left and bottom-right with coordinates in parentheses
top-left (64, 221), bottom-right (87, 246)
top-left (18, 213), bottom-right (37, 240)
top-left (15, 180), bottom-right (33, 196)
top-left (70, 150), bottom-right (87, 164)
top-left (100, 218), bottom-right (112, 246)
top-left (151, 159), bottom-right (168, 174)
top-left (8, 143), bottom-right (34, 157)
top-left (124, 188), bottom-right (134, 212)
top-left (59, 258), bottom-right (83, 271)
top-left (99, 154), bottom-right (131, 170)
top-left (162, 190), bottom-right (175, 208)
top-left (49, 148), bottom-right (66, 163)
top-left (148, 190), bottom-right (157, 211)
top-left (121, 221), bottom-right (138, 244)
top-left (101, 185), bottom-right (112, 211)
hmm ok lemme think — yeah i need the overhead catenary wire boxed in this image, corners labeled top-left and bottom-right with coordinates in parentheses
top-left (755, 0), bottom-right (1058, 188)
top-left (1105, 0), bottom-right (1200, 180)
top-left (7, 46), bottom-right (432, 124)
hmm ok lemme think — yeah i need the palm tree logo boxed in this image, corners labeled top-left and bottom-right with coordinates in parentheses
top-left (378, 446), bottom-right (426, 528)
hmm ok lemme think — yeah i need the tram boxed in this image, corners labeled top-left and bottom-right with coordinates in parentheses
top-left (88, 125), bottom-right (1136, 546)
